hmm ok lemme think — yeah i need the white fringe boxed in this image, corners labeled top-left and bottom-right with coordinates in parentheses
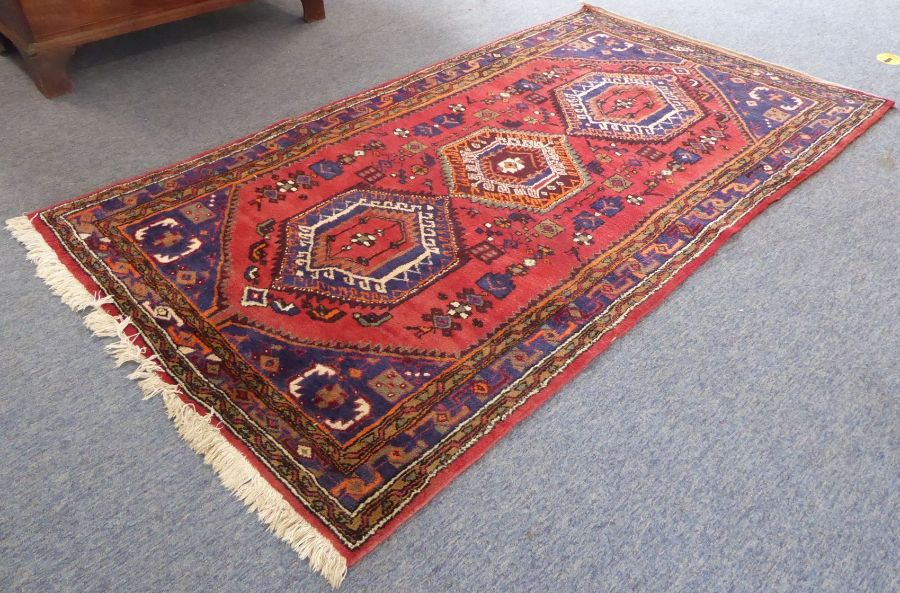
top-left (6, 215), bottom-right (348, 588)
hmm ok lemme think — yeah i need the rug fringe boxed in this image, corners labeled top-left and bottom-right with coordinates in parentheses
top-left (5, 215), bottom-right (348, 588)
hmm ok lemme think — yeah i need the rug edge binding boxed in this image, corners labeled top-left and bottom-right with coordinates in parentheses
top-left (4, 215), bottom-right (348, 589)
top-left (581, 3), bottom-right (894, 103)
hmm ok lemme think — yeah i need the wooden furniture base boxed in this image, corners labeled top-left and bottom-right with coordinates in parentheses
top-left (20, 44), bottom-right (75, 97)
top-left (0, 0), bottom-right (325, 98)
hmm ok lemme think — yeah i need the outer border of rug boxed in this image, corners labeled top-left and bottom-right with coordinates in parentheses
top-left (4, 213), bottom-right (350, 586)
top-left (5, 3), bottom-right (895, 589)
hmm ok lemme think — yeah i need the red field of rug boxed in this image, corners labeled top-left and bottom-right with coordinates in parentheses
top-left (8, 5), bottom-right (892, 586)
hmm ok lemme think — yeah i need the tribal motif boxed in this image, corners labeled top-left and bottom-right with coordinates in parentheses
top-left (439, 127), bottom-right (589, 211)
top-left (554, 72), bottom-right (704, 140)
top-left (273, 188), bottom-right (460, 305)
top-left (20, 5), bottom-right (891, 575)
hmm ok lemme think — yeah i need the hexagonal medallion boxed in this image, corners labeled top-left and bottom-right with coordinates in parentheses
top-left (273, 188), bottom-right (460, 306)
top-left (438, 128), bottom-right (589, 212)
top-left (555, 72), bottom-right (703, 142)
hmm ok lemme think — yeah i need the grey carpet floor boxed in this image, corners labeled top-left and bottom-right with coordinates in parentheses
top-left (1, 1), bottom-right (897, 592)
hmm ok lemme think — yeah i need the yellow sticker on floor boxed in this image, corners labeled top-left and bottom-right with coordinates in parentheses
top-left (876, 53), bottom-right (900, 65)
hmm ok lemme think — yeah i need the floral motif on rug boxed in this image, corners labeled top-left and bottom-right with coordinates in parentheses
top-left (9, 5), bottom-right (892, 586)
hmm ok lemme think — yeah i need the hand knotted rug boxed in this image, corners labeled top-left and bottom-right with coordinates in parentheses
top-left (8, 5), bottom-right (892, 587)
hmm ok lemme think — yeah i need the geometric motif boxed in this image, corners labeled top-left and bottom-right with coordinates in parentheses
top-left (366, 367), bottom-right (415, 402)
top-left (439, 128), bottom-right (589, 211)
top-left (272, 188), bottom-right (460, 306)
top-left (555, 72), bottom-right (703, 141)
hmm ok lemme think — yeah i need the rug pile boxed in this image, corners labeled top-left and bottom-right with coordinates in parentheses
top-left (8, 5), bottom-right (891, 586)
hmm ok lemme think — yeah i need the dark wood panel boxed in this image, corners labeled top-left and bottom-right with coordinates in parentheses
top-left (21, 0), bottom-right (197, 38)
top-left (0, 0), bottom-right (326, 97)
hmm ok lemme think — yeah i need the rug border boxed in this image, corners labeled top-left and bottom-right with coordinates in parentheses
top-left (5, 215), bottom-right (350, 588)
top-left (582, 3), bottom-right (892, 103)
top-left (6, 2), bottom-right (895, 585)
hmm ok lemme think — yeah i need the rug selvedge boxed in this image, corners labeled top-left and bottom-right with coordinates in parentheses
top-left (8, 5), bottom-right (892, 586)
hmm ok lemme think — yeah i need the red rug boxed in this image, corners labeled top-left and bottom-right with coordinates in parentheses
top-left (8, 6), bottom-right (892, 586)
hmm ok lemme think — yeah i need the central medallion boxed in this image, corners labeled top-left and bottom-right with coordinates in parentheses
top-left (554, 72), bottom-right (703, 142)
top-left (273, 188), bottom-right (460, 306)
top-left (439, 128), bottom-right (589, 212)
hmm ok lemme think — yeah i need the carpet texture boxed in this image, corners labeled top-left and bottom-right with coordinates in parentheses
top-left (1, 1), bottom-right (897, 592)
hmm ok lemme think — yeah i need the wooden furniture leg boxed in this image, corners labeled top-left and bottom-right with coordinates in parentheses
top-left (21, 46), bottom-right (76, 98)
top-left (300, 0), bottom-right (325, 22)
